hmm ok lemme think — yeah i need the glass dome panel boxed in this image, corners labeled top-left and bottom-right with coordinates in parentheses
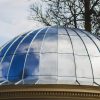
top-left (58, 54), bottom-right (75, 77)
top-left (58, 34), bottom-right (73, 53)
top-left (41, 27), bottom-right (58, 53)
top-left (0, 26), bottom-right (100, 86)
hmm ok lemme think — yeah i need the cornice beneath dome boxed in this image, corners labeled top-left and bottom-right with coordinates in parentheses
top-left (0, 85), bottom-right (100, 100)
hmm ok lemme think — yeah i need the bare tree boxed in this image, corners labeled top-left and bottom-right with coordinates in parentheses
top-left (30, 0), bottom-right (84, 27)
top-left (30, 0), bottom-right (100, 35)
top-left (83, 0), bottom-right (100, 33)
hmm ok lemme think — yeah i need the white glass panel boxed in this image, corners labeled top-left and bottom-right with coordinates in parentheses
top-left (75, 55), bottom-right (92, 78)
top-left (81, 37), bottom-right (100, 56)
top-left (89, 36), bottom-right (100, 50)
top-left (91, 57), bottom-right (100, 78)
top-left (41, 28), bottom-right (57, 53)
top-left (57, 77), bottom-right (76, 84)
top-left (77, 78), bottom-right (93, 85)
top-left (83, 31), bottom-right (100, 50)
top-left (76, 29), bottom-right (87, 37)
top-left (41, 39), bottom-right (57, 52)
top-left (58, 27), bottom-right (67, 35)
top-left (39, 53), bottom-right (57, 75)
top-left (70, 36), bottom-right (87, 55)
top-left (83, 30), bottom-right (95, 37)
top-left (38, 76), bottom-right (57, 84)
top-left (58, 54), bottom-right (75, 77)
top-left (93, 79), bottom-right (100, 85)
top-left (58, 35), bottom-right (73, 53)
top-left (67, 28), bottom-right (77, 36)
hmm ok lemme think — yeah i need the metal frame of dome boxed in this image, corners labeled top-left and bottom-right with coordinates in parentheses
top-left (0, 26), bottom-right (100, 86)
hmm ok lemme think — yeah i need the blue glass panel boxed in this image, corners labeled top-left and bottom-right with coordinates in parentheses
top-left (0, 37), bottom-right (17, 57)
top-left (6, 35), bottom-right (32, 56)
top-left (8, 54), bottom-right (26, 82)
top-left (23, 76), bottom-right (38, 84)
top-left (0, 77), bottom-right (7, 83)
top-left (24, 53), bottom-right (39, 79)
top-left (0, 57), bottom-right (2, 63)
top-left (29, 28), bottom-right (48, 53)
top-left (0, 31), bottom-right (29, 56)
top-left (0, 35), bottom-right (29, 81)
top-left (15, 29), bottom-right (47, 54)
top-left (4, 36), bottom-right (24, 56)
top-left (0, 31), bottom-right (30, 57)
top-left (0, 70), bottom-right (2, 78)
top-left (0, 42), bottom-right (9, 52)
top-left (6, 30), bottom-right (42, 82)
top-left (15, 30), bottom-right (38, 54)
top-left (0, 57), bottom-right (3, 79)
top-left (45, 26), bottom-right (58, 38)
top-left (1, 55), bottom-right (13, 79)
top-left (3, 28), bottom-right (43, 81)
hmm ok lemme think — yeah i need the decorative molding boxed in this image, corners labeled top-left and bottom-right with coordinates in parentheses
top-left (0, 85), bottom-right (100, 100)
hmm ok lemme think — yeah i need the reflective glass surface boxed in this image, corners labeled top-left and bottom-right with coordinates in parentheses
top-left (0, 26), bottom-right (100, 85)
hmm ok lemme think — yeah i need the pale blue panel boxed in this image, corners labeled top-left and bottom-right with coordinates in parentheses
top-left (24, 53), bottom-right (39, 81)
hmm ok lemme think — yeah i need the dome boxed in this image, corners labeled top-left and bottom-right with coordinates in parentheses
top-left (0, 26), bottom-right (100, 85)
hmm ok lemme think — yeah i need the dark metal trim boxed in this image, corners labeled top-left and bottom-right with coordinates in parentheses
top-left (72, 28), bottom-right (99, 86)
top-left (64, 28), bottom-right (80, 85)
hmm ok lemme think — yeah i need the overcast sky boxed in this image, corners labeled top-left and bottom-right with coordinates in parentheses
top-left (0, 0), bottom-right (43, 47)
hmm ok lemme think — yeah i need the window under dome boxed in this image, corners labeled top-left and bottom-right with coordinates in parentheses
top-left (0, 26), bottom-right (100, 85)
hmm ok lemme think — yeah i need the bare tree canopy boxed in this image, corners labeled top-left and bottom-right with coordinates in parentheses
top-left (30, 0), bottom-right (100, 35)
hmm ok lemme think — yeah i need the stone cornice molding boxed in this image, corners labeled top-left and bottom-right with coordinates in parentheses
top-left (0, 85), bottom-right (100, 100)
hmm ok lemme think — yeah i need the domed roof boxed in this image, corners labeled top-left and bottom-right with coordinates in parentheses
top-left (0, 26), bottom-right (100, 85)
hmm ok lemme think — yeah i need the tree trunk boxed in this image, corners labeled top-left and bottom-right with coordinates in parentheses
top-left (84, 0), bottom-right (91, 32)
top-left (73, 9), bottom-right (77, 28)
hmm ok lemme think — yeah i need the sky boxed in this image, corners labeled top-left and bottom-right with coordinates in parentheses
top-left (0, 0), bottom-right (43, 47)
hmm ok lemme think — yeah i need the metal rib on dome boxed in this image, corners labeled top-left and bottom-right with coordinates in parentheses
top-left (0, 26), bottom-right (100, 86)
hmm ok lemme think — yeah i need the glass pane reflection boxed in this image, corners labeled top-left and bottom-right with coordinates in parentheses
top-left (0, 27), bottom-right (100, 85)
